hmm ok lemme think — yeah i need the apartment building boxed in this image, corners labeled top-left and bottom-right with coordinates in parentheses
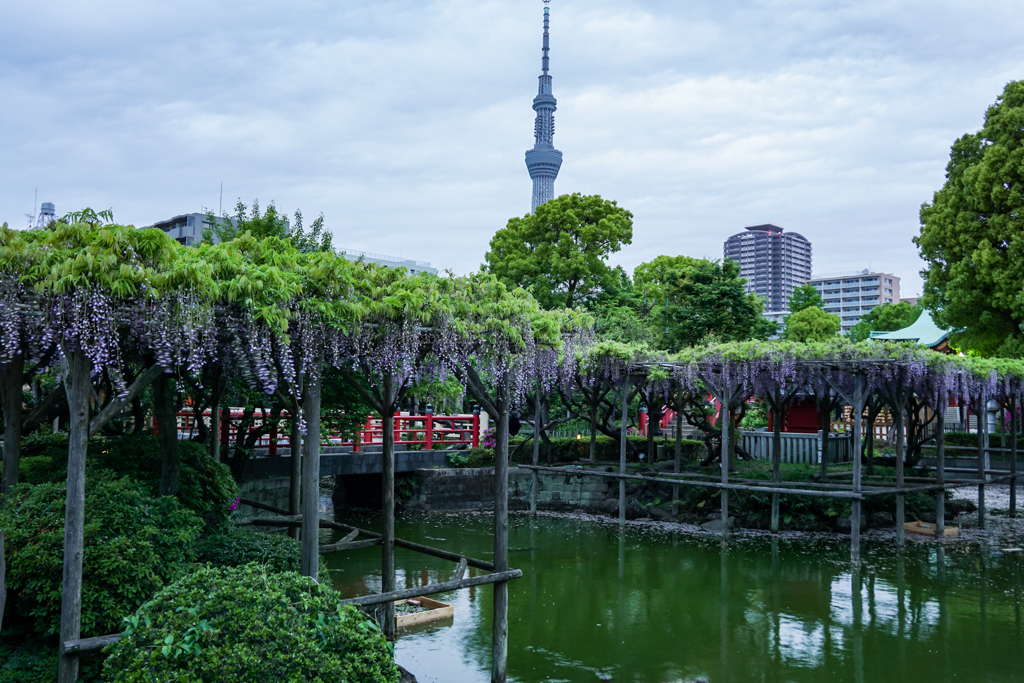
top-left (723, 224), bottom-right (812, 316)
top-left (806, 270), bottom-right (900, 333)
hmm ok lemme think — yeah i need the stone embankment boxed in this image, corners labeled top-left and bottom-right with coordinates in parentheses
top-left (402, 467), bottom-right (612, 513)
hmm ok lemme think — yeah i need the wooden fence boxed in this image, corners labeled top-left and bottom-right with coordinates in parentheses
top-left (740, 430), bottom-right (853, 465)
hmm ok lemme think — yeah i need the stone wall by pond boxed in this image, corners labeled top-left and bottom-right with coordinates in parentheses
top-left (239, 476), bottom-right (291, 512)
top-left (402, 467), bottom-right (612, 513)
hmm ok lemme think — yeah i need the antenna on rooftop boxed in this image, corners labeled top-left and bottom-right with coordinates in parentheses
top-left (25, 188), bottom-right (37, 229)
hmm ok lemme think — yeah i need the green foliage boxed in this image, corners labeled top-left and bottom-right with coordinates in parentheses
top-left (195, 528), bottom-right (318, 575)
top-left (202, 200), bottom-right (333, 253)
top-left (320, 367), bottom-right (375, 442)
top-left (786, 283), bottom-right (823, 314)
top-left (848, 301), bottom-right (923, 342)
top-left (916, 80), bottom-right (1024, 357)
top-left (446, 448), bottom-right (495, 468)
top-left (18, 435), bottom-right (238, 531)
top-left (740, 401), bottom-right (769, 430)
top-left (103, 564), bottom-right (400, 683)
top-left (782, 306), bottom-right (841, 342)
top-left (662, 259), bottom-right (771, 349)
top-left (0, 642), bottom-right (56, 683)
top-left (0, 476), bottom-right (202, 639)
top-left (485, 193), bottom-right (633, 309)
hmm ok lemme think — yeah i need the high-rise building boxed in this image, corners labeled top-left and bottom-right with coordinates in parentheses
top-left (806, 270), bottom-right (900, 334)
top-left (524, 0), bottom-right (562, 213)
top-left (723, 224), bottom-right (812, 315)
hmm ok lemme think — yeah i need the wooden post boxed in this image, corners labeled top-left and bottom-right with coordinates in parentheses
top-left (3, 357), bottom-right (25, 496)
top-left (209, 398), bottom-right (221, 461)
top-left (58, 349), bottom-right (92, 683)
top-left (381, 375), bottom-right (397, 641)
top-left (491, 387), bottom-right (510, 683)
top-left (819, 394), bottom-right (831, 480)
top-left (672, 405), bottom-right (682, 518)
top-left (155, 373), bottom-right (181, 496)
top-left (589, 392), bottom-right (598, 463)
top-left (771, 402), bottom-right (782, 534)
top-left (530, 376), bottom-right (541, 516)
top-left (720, 399), bottom-right (730, 544)
top-left (269, 423), bottom-right (278, 456)
top-left (472, 408), bottom-right (480, 448)
top-left (977, 399), bottom-right (987, 530)
top-left (1011, 395), bottom-right (1018, 518)
top-left (895, 400), bottom-right (906, 547)
top-left (618, 379), bottom-right (629, 528)
top-left (289, 406), bottom-right (302, 541)
top-left (936, 415), bottom-right (946, 537)
top-left (220, 405), bottom-right (230, 455)
top-left (851, 380), bottom-right (864, 564)
top-left (1, 355), bottom-right (24, 637)
top-left (300, 367), bottom-right (322, 578)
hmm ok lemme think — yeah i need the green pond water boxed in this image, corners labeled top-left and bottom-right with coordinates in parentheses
top-left (323, 513), bottom-right (1024, 683)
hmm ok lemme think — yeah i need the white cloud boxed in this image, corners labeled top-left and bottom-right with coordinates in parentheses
top-left (2, 0), bottom-right (1023, 297)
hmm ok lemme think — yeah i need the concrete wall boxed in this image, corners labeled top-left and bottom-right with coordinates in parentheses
top-left (239, 477), bottom-right (291, 513)
top-left (403, 467), bottom-right (611, 513)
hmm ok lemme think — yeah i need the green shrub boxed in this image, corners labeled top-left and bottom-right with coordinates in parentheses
top-left (103, 564), bottom-right (401, 683)
top-left (195, 528), bottom-right (327, 576)
top-left (0, 475), bottom-right (202, 639)
top-left (17, 435), bottom-right (238, 530)
top-left (0, 642), bottom-right (56, 683)
top-left (509, 435), bottom-right (704, 464)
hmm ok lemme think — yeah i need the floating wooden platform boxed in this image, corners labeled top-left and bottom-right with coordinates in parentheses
top-left (395, 596), bottom-right (453, 629)
top-left (905, 521), bottom-right (959, 537)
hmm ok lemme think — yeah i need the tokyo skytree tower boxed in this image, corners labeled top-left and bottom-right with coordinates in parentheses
top-left (525, 0), bottom-right (563, 213)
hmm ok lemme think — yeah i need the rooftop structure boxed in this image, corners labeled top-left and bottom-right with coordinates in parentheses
top-left (524, 0), bottom-right (562, 213)
top-left (806, 269), bottom-right (900, 334)
top-left (339, 249), bottom-right (437, 276)
top-left (870, 309), bottom-right (949, 352)
top-left (723, 224), bottom-right (812, 315)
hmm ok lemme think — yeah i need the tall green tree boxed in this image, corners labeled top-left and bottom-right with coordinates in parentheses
top-left (787, 283), bottom-right (823, 313)
top-left (485, 193), bottom-right (633, 309)
top-left (783, 306), bottom-right (841, 342)
top-left (203, 200), bottom-right (333, 253)
top-left (848, 301), bottom-right (922, 342)
top-left (662, 259), bottom-right (774, 349)
top-left (915, 80), bottom-right (1024, 357)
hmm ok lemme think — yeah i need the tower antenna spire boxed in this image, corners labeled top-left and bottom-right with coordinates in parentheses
top-left (524, 0), bottom-right (563, 213)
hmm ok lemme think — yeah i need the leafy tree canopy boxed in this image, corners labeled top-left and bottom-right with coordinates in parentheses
top-left (848, 301), bottom-right (922, 342)
top-left (485, 193), bottom-right (633, 310)
top-left (661, 259), bottom-right (776, 350)
top-left (915, 80), bottom-right (1024, 357)
top-left (782, 305), bottom-right (841, 343)
top-left (203, 199), bottom-right (333, 254)
top-left (787, 283), bottom-right (823, 313)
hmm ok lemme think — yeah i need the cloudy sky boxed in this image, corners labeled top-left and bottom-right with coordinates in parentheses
top-left (2, 0), bottom-right (1023, 298)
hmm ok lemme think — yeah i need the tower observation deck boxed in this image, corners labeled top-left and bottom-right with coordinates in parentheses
top-left (525, 0), bottom-right (562, 213)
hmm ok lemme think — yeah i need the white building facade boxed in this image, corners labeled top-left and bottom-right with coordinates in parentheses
top-left (806, 270), bottom-right (900, 334)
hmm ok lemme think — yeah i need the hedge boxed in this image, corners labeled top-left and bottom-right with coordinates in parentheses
top-left (16, 434), bottom-right (238, 530)
top-left (195, 527), bottom-right (328, 577)
top-left (104, 564), bottom-right (400, 683)
top-left (0, 474), bottom-right (202, 639)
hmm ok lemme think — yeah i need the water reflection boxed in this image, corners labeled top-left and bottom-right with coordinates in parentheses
top-left (323, 513), bottom-right (1024, 683)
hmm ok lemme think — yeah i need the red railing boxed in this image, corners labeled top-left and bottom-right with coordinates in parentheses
top-left (174, 409), bottom-right (481, 454)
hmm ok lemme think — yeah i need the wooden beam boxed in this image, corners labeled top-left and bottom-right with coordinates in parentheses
top-left (518, 465), bottom-right (865, 499)
top-left (62, 632), bottom-right (123, 654)
top-left (88, 363), bottom-right (163, 436)
top-left (454, 557), bottom-right (468, 582)
top-left (492, 397), bottom-right (510, 683)
top-left (242, 516), bottom-right (497, 571)
top-left (319, 538), bottom-right (381, 554)
top-left (340, 569), bottom-right (523, 608)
